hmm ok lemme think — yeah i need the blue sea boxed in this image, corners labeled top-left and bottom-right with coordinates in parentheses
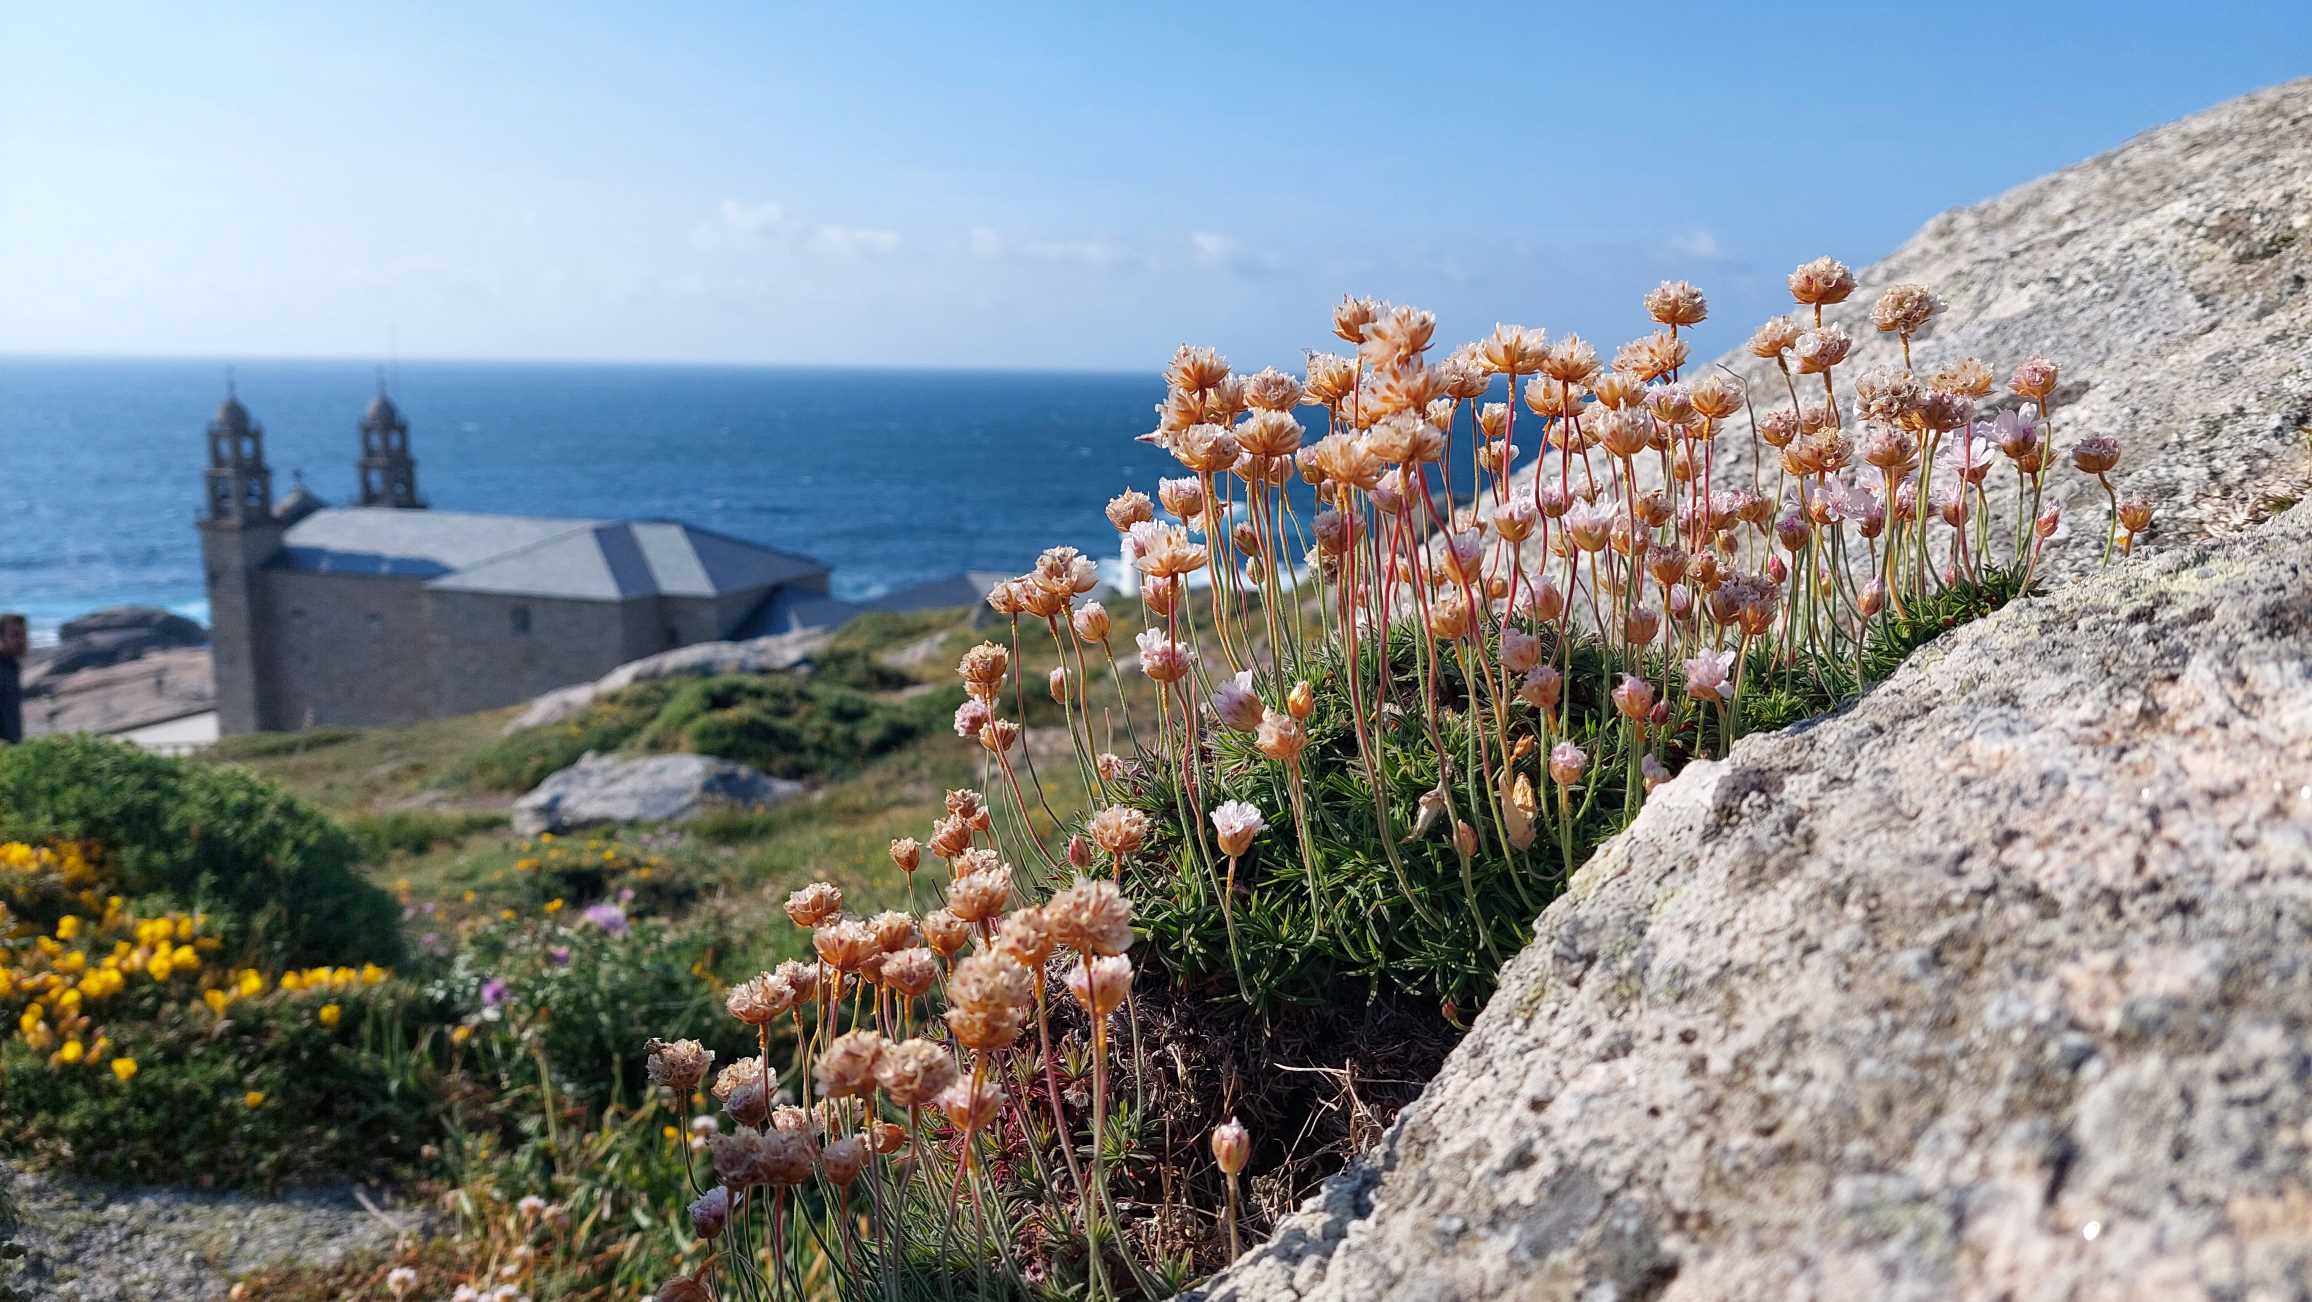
top-left (0, 357), bottom-right (1188, 644)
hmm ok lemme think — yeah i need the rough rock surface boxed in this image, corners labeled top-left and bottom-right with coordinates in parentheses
top-left (1490, 78), bottom-right (2312, 583)
top-left (500, 626), bottom-right (831, 735)
top-left (34, 607), bottom-right (210, 680)
top-left (1197, 497), bottom-right (2312, 1300)
top-left (512, 751), bottom-right (804, 836)
top-left (0, 1163), bottom-right (419, 1300)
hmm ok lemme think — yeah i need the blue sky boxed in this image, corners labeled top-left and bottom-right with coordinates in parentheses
top-left (1, 2), bottom-right (2304, 371)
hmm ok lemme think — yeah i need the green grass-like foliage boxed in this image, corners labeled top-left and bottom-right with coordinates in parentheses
top-left (1122, 573), bottom-right (2026, 1011)
top-left (456, 673), bottom-right (963, 791)
top-left (0, 736), bottom-right (400, 966)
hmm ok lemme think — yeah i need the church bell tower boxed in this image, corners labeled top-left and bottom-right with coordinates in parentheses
top-left (357, 382), bottom-right (424, 509)
top-left (198, 386), bottom-right (286, 734)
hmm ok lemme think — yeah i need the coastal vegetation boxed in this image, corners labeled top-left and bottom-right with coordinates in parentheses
top-left (0, 264), bottom-right (2154, 1300)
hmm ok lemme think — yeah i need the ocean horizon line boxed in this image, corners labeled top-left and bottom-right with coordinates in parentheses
top-left (0, 351), bottom-right (1154, 383)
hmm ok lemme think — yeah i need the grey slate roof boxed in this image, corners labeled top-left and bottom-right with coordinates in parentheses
top-left (276, 508), bottom-right (826, 601)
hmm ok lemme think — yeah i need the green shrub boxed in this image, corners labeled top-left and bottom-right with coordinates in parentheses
top-left (344, 809), bottom-right (506, 862)
top-left (451, 681), bottom-right (679, 792)
top-left (0, 988), bottom-right (438, 1186)
top-left (635, 675), bottom-right (959, 779)
top-left (425, 911), bottom-right (748, 1107)
top-left (461, 673), bottom-right (962, 793)
top-left (0, 736), bottom-right (400, 966)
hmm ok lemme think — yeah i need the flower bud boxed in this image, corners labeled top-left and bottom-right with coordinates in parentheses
top-left (1453, 820), bottom-right (1478, 857)
top-left (1067, 834), bottom-right (1094, 871)
top-left (1859, 577), bottom-right (1887, 618)
top-left (1547, 742), bottom-right (1588, 787)
top-left (689, 1186), bottom-right (729, 1239)
top-left (1211, 1118), bottom-right (1251, 1177)
top-left (1049, 666), bottom-right (1070, 705)
top-left (1286, 680), bottom-right (1315, 721)
top-left (1611, 674), bottom-right (1654, 720)
top-left (1518, 665), bottom-right (1562, 712)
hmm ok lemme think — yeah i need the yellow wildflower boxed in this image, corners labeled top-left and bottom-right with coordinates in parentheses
top-left (110, 1056), bottom-right (138, 1082)
top-left (279, 972), bottom-right (303, 993)
top-left (544, 899), bottom-right (565, 914)
top-left (237, 969), bottom-right (264, 997)
top-left (55, 915), bottom-right (81, 940)
top-left (450, 1024), bottom-right (474, 1046)
top-left (204, 989), bottom-right (231, 1015)
top-left (245, 1090), bottom-right (266, 1108)
top-left (359, 964), bottom-right (387, 986)
top-left (59, 1039), bottom-right (84, 1065)
top-left (318, 1003), bottom-right (343, 1028)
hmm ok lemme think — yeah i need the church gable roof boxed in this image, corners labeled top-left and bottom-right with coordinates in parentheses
top-left (275, 508), bottom-right (825, 600)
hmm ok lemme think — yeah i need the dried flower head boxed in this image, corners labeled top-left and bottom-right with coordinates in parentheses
top-left (819, 1136), bottom-right (868, 1186)
top-left (1644, 280), bottom-right (1708, 328)
top-left (938, 1078), bottom-right (1007, 1132)
top-left (726, 972), bottom-right (798, 1026)
top-left (713, 1059), bottom-right (772, 1127)
top-left (1088, 805), bottom-right (1153, 859)
top-left (956, 642), bottom-right (1010, 703)
top-left (921, 909), bottom-right (971, 958)
top-left (2071, 436), bottom-right (2121, 476)
top-left (867, 910), bottom-right (919, 953)
top-left (814, 917), bottom-right (881, 972)
top-left (877, 947), bottom-right (937, 998)
top-left (1065, 954), bottom-right (1134, 1018)
top-left (875, 1038), bottom-right (957, 1108)
top-left (814, 1030), bottom-right (889, 1100)
top-left (1046, 877), bottom-right (1135, 956)
top-left (1870, 283), bottom-right (1939, 337)
top-left (645, 1038), bottom-right (715, 1093)
top-left (946, 864), bottom-right (1014, 925)
top-left (1256, 707), bottom-right (1307, 764)
top-left (995, 906), bottom-right (1056, 967)
top-left (889, 837), bottom-right (922, 874)
top-left (1787, 256), bottom-right (1857, 307)
top-left (1748, 315), bottom-right (1803, 360)
top-left (784, 881), bottom-right (843, 929)
top-left (2011, 356), bottom-right (2059, 401)
top-left (1105, 489), bottom-right (1155, 532)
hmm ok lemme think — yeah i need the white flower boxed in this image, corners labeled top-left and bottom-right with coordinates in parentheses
top-left (1209, 800), bottom-right (1266, 858)
top-left (1684, 649), bottom-right (1737, 702)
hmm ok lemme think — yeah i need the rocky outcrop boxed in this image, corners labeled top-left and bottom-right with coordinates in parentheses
top-left (500, 626), bottom-right (832, 735)
top-left (37, 607), bottom-right (209, 679)
top-left (1493, 78), bottom-right (2312, 583)
top-left (1198, 496), bottom-right (2312, 1300)
top-left (512, 751), bottom-right (805, 836)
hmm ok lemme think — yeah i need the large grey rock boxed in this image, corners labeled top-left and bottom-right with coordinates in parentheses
top-left (30, 606), bottom-right (208, 681)
top-left (1197, 499), bottom-right (2312, 1300)
top-left (500, 626), bottom-right (832, 735)
top-left (511, 751), bottom-right (805, 836)
top-left (1486, 78), bottom-right (2312, 584)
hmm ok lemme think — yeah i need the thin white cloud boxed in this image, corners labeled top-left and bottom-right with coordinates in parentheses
top-left (1188, 230), bottom-right (1282, 278)
top-left (1021, 237), bottom-right (1135, 270)
top-left (693, 200), bottom-right (898, 259)
top-left (1665, 229), bottom-right (1723, 261)
top-left (967, 225), bottom-right (1004, 260)
top-left (809, 225), bottom-right (902, 259)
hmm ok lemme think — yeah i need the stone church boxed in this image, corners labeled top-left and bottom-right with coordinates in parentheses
top-left (198, 389), bottom-right (839, 734)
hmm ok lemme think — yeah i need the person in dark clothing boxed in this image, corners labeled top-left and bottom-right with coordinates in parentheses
top-left (0, 613), bottom-right (26, 744)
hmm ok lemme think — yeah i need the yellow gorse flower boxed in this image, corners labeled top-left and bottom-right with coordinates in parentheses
top-left (5, 840), bottom-right (394, 1084)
